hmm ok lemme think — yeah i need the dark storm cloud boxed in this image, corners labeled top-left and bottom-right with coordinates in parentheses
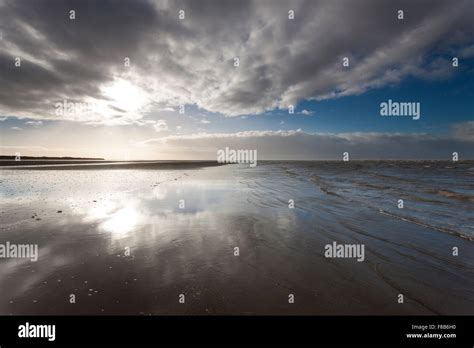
top-left (0, 0), bottom-right (473, 120)
top-left (0, 0), bottom-right (159, 116)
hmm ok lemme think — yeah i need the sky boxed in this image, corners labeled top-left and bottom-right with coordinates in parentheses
top-left (0, 0), bottom-right (473, 160)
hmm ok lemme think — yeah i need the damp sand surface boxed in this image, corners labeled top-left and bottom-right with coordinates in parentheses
top-left (0, 161), bottom-right (473, 315)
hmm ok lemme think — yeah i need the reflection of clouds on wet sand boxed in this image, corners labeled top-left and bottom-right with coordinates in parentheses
top-left (152, 186), bottom-right (168, 200)
top-left (0, 166), bottom-right (257, 314)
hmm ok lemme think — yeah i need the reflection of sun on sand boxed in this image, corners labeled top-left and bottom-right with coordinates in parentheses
top-left (101, 207), bottom-right (141, 236)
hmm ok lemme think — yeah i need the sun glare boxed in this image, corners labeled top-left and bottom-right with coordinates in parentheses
top-left (102, 79), bottom-right (148, 114)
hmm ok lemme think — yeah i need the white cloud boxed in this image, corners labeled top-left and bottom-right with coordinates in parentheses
top-left (152, 119), bottom-right (168, 132)
top-left (451, 121), bottom-right (474, 142)
top-left (25, 120), bottom-right (43, 127)
top-left (300, 109), bottom-right (314, 116)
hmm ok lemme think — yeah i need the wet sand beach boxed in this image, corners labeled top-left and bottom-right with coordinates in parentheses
top-left (0, 161), bottom-right (473, 315)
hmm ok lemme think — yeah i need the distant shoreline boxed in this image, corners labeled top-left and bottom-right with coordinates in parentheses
top-left (0, 155), bottom-right (105, 160)
top-left (0, 160), bottom-right (225, 170)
